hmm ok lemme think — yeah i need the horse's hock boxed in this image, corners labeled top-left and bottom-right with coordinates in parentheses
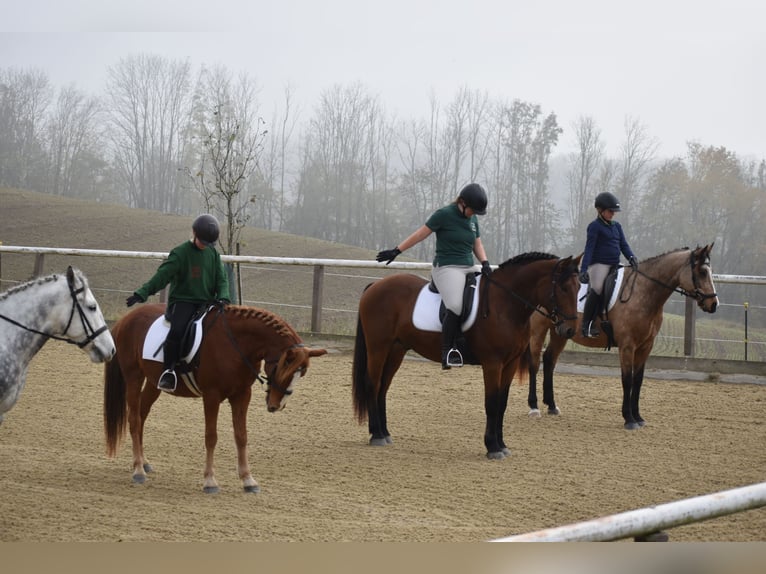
top-left (0, 342), bottom-right (764, 541)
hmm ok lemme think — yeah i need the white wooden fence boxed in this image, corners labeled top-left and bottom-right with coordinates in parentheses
top-left (491, 481), bottom-right (766, 542)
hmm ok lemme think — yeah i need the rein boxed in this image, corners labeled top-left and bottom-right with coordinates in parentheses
top-left (482, 258), bottom-right (577, 327)
top-left (216, 305), bottom-right (303, 396)
top-left (620, 250), bottom-right (718, 304)
top-left (0, 275), bottom-right (108, 348)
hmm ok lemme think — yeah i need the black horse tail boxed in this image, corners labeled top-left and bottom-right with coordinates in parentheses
top-left (103, 354), bottom-right (127, 457)
top-left (351, 285), bottom-right (374, 424)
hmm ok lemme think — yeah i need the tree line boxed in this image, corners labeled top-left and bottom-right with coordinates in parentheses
top-left (1, 55), bottom-right (764, 326)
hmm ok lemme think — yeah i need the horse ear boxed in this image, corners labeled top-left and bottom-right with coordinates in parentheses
top-left (66, 265), bottom-right (75, 287)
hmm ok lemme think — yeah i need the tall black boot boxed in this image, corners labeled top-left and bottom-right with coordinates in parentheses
top-left (158, 339), bottom-right (179, 391)
top-left (581, 291), bottom-right (602, 338)
top-left (441, 310), bottom-right (463, 369)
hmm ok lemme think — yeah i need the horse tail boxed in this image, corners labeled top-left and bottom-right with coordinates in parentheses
top-left (103, 354), bottom-right (127, 457)
top-left (351, 286), bottom-right (373, 423)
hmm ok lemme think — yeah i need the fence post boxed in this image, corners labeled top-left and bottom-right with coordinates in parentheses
top-left (33, 253), bottom-right (45, 278)
top-left (683, 297), bottom-right (696, 357)
top-left (311, 264), bottom-right (324, 334)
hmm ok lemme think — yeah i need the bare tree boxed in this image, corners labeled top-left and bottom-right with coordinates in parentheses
top-left (45, 85), bottom-right (102, 197)
top-left (105, 54), bottom-right (192, 212)
top-left (0, 67), bottom-right (51, 190)
top-left (184, 65), bottom-right (267, 256)
top-left (615, 116), bottom-right (658, 229)
top-left (565, 116), bottom-right (604, 246)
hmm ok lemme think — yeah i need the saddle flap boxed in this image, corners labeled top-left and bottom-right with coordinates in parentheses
top-left (413, 275), bottom-right (482, 333)
top-left (141, 312), bottom-right (207, 364)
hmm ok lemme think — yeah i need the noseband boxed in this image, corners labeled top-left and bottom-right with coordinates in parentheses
top-left (0, 275), bottom-right (108, 348)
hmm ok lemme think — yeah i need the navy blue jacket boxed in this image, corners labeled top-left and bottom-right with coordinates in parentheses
top-left (581, 216), bottom-right (635, 270)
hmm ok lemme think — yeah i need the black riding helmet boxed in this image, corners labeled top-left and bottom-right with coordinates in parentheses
top-left (595, 192), bottom-right (621, 211)
top-left (192, 214), bottom-right (220, 246)
top-left (458, 183), bottom-right (488, 215)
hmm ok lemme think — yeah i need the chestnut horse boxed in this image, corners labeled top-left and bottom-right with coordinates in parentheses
top-left (527, 244), bottom-right (719, 429)
top-left (352, 252), bottom-right (582, 459)
top-left (104, 303), bottom-right (326, 493)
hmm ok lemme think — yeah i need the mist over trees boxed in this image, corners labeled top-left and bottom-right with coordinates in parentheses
top-left (1, 56), bottom-right (764, 325)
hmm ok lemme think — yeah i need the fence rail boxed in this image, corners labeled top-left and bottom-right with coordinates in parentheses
top-left (491, 482), bottom-right (766, 542)
top-left (1, 245), bottom-right (765, 362)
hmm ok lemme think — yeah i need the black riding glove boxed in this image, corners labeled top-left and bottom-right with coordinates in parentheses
top-left (578, 271), bottom-right (589, 284)
top-left (126, 293), bottom-right (144, 307)
top-left (629, 255), bottom-right (639, 269)
top-left (376, 247), bottom-right (401, 265)
top-left (481, 260), bottom-right (492, 277)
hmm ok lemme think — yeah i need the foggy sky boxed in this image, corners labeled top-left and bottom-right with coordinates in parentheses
top-left (2, 0), bottom-right (764, 160)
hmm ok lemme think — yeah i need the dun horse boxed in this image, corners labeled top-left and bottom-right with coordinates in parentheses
top-left (104, 303), bottom-right (326, 493)
top-left (353, 252), bottom-right (581, 459)
top-left (527, 244), bottom-right (719, 429)
top-left (0, 266), bottom-right (115, 425)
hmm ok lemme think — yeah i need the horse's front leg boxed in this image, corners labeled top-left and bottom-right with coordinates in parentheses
top-left (482, 363), bottom-right (508, 459)
top-left (541, 336), bottom-right (565, 416)
top-left (527, 347), bottom-right (542, 417)
top-left (229, 388), bottom-right (260, 493)
top-left (619, 348), bottom-right (643, 430)
top-left (631, 363), bottom-right (647, 427)
top-left (202, 396), bottom-right (221, 493)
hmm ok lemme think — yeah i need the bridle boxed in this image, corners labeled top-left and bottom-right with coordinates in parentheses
top-left (482, 258), bottom-right (578, 328)
top-left (217, 304), bottom-right (303, 396)
top-left (0, 274), bottom-right (108, 349)
top-left (621, 248), bottom-right (718, 305)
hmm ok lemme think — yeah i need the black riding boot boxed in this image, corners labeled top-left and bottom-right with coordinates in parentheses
top-left (581, 291), bottom-right (602, 338)
top-left (158, 339), bottom-right (179, 391)
top-left (441, 310), bottom-right (463, 370)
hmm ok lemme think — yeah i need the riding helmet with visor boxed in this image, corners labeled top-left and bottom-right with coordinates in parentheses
top-left (594, 191), bottom-right (621, 212)
top-left (458, 183), bottom-right (488, 215)
top-left (192, 214), bottom-right (220, 246)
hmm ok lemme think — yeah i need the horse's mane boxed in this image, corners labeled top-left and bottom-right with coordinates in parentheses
top-left (226, 305), bottom-right (300, 341)
top-left (0, 272), bottom-right (62, 301)
top-left (642, 247), bottom-right (690, 265)
top-left (498, 252), bottom-right (558, 269)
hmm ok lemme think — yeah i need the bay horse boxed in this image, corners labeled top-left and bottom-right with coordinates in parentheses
top-left (527, 244), bottom-right (719, 429)
top-left (353, 252), bottom-right (582, 459)
top-left (104, 303), bottom-right (326, 493)
top-left (0, 266), bottom-right (115, 425)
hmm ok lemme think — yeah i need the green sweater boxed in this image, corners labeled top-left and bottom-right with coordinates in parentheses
top-left (135, 240), bottom-right (230, 305)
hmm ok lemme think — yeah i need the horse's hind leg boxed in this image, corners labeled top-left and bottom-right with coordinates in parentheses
top-left (368, 346), bottom-right (405, 446)
top-left (202, 396), bottom-right (222, 493)
top-left (128, 375), bottom-right (159, 483)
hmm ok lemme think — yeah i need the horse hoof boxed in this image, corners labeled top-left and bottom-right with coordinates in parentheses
top-left (369, 437), bottom-right (389, 446)
top-left (203, 486), bottom-right (220, 494)
top-left (243, 485), bottom-right (261, 494)
top-left (385, 436), bottom-right (393, 444)
top-left (547, 407), bottom-right (561, 416)
top-left (637, 420), bottom-right (646, 427)
top-left (143, 463), bottom-right (153, 473)
top-left (528, 409), bottom-right (541, 419)
top-left (486, 450), bottom-right (507, 460)
top-left (624, 422), bottom-right (640, 430)
top-left (132, 474), bottom-right (146, 484)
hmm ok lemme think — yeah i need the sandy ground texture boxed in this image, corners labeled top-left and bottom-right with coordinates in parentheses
top-left (0, 341), bottom-right (764, 542)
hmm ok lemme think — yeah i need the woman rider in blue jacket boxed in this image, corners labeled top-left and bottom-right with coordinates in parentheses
top-left (579, 192), bottom-right (638, 338)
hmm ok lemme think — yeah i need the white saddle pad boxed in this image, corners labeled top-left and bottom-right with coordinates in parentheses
top-left (412, 276), bottom-right (482, 333)
top-left (577, 267), bottom-right (625, 312)
top-left (142, 314), bottom-right (204, 364)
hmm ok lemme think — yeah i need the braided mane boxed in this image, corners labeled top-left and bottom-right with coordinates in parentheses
top-left (0, 273), bottom-right (61, 301)
top-left (226, 305), bottom-right (300, 341)
top-left (498, 252), bottom-right (558, 269)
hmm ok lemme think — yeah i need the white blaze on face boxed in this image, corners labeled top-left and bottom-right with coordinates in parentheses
top-left (278, 372), bottom-right (300, 410)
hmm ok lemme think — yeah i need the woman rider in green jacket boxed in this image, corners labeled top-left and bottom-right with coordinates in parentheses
top-left (376, 183), bottom-right (491, 369)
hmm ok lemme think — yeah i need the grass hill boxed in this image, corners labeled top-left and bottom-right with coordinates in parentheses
top-left (0, 187), bottom-right (403, 335)
top-left (1, 187), bottom-right (764, 360)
